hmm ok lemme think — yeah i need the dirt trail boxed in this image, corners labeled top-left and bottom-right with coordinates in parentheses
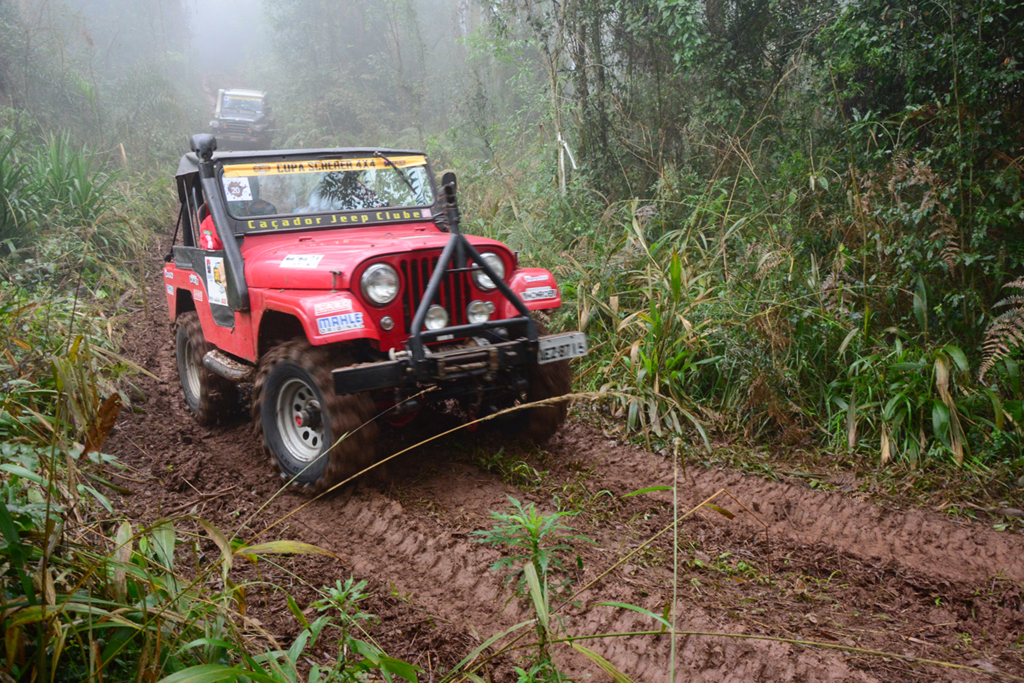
top-left (106, 256), bottom-right (1024, 682)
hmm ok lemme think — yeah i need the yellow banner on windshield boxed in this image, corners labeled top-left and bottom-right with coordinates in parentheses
top-left (223, 156), bottom-right (427, 178)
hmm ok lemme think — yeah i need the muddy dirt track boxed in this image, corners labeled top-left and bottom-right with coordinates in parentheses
top-left (105, 256), bottom-right (1024, 682)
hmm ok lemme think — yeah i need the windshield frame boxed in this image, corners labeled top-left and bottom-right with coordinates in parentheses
top-left (212, 151), bottom-right (438, 235)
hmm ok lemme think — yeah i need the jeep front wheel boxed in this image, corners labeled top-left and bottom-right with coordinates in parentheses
top-left (175, 312), bottom-right (238, 425)
top-left (501, 322), bottom-right (573, 444)
top-left (252, 341), bottom-right (377, 492)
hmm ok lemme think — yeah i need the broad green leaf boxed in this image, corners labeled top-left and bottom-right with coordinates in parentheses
top-left (379, 655), bottom-right (422, 683)
top-left (986, 388), bottom-right (1005, 432)
top-left (175, 638), bottom-right (239, 656)
top-left (942, 344), bottom-right (969, 373)
top-left (286, 594), bottom-right (308, 629)
top-left (669, 249), bottom-right (682, 302)
top-left (199, 519), bottom-right (234, 572)
top-left (569, 642), bottom-right (633, 683)
top-left (156, 663), bottom-right (280, 683)
top-left (151, 522), bottom-right (176, 571)
top-left (234, 540), bottom-right (338, 561)
top-left (450, 620), bottom-right (535, 675)
top-left (621, 486), bottom-right (672, 498)
top-left (0, 464), bottom-right (45, 484)
top-left (837, 327), bottom-right (859, 357)
top-left (913, 275), bottom-right (928, 334)
top-left (523, 562), bottom-right (548, 629)
top-left (702, 503), bottom-right (735, 520)
top-left (594, 601), bottom-right (671, 629)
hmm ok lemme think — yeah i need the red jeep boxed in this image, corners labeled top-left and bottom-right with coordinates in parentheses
top-left (164, 135), bottom-right (587, 492)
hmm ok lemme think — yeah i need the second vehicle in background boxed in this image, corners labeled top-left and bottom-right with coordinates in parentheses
top-left (209, 88), bottom-right (273, 149)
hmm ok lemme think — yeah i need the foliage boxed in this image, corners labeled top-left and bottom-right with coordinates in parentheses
top-left (473, 495), bottom-right (588, 595)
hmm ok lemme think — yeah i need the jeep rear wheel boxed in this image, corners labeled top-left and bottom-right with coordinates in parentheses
top-left (252, 341), bottom-right (377, 493)
top-left (175, 312), bottom-right (238, 425)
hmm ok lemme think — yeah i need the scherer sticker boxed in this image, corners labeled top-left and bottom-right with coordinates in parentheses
top-left (189, 273), bottom-right (200, 286)
top-left (222, 176), bottom-right (252, 202)
top-left (314, 298), bottom-right (353, 316)
top-left (280, 254), bottom-right (324, 269)
top-left (317, 312), bottom-right (364, 335)
top-left (205, 257), bottom-right (228, 306)
top-left (164, 270), bottom-right (174, 280)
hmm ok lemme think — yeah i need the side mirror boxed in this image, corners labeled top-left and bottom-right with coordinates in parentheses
top-left (191, 134), bottom-right (217, 161)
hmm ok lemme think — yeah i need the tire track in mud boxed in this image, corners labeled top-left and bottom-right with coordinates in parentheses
top-left (560, 432), bottom-right (1024, 585)
top-left (107, 261), bottom-right (1023, 682)
top-left (268, 479), bottom-right (883, 683)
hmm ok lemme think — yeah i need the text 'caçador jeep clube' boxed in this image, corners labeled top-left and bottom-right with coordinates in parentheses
top-left (164, 134), bottom-right (587, 492)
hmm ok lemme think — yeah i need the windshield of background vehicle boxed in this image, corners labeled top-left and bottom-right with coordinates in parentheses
top-left (221, 94), bottom-right (263, 114)
top-left (219, 156), bottom-right (434, 224)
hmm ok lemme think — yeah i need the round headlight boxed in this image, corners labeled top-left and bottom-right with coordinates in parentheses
top-left (209, 120), bottom-right (220, 128)
top-left (425, 304), bottom-right (449, 330)
top-left (361, 263), bottom-right (399, 305)
top-left (467, 300), bottom-right (494, 324)
top-left (472, 252), bottom-right (506, 290)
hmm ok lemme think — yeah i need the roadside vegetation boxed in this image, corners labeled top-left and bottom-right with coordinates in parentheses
top-left (2, 0), bottom-right (1024, 680)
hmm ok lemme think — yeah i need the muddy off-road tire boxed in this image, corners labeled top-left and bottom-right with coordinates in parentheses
top-left (501, 322), bottom-right (573, 444)
top-left (175, 312), bottom-right (238, 425)
top-left (252, 341), bottom-right (378, 493)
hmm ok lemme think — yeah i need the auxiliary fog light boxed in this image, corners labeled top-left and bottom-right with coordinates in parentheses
top-left (467, 300), bottom-right (495, 324)
top-left (424, 305), bottom-right (449, 331)
top-left (380, 316), bottom-right (395, 331)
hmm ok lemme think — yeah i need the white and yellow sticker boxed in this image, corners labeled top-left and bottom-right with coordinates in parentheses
top-left (223, 156), bottom-right (427, 178)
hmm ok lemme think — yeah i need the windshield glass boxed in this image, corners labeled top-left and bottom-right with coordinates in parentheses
top-left (221, 94), bottom-right (263, 113)
top-left (220, 156), bottom-right (433, 220)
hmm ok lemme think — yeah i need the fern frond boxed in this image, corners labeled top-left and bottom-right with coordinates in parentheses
top-left (979, 278), bottom-right (1024, 381)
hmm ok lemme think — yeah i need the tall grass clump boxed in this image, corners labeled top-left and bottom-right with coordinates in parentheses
top-left (455, 115), bottom-right (1023, 492)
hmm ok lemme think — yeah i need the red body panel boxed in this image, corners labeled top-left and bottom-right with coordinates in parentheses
top-left (164, 222), bottom-right (563, 359)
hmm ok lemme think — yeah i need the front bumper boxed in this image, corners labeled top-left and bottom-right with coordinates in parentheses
top-left (332, 331), bottom-right (586, 395)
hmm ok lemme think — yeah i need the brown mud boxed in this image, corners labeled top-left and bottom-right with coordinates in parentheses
top-left (105, 256), bottom-right (1024, 682)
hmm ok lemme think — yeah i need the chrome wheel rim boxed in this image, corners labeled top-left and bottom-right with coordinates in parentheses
top-left (184, 339), bottom-right (202, 399)
top-left (275, 378), bottom-right (325, 463)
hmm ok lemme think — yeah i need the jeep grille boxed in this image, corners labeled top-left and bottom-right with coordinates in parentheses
top-left (222, 121), bottom-right (251, 135)
top-left (399, 256), bottom-right (472, 333)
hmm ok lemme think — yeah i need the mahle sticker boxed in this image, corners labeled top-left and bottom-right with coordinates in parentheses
top-left (317, 312), bottom-right (364, 335)
top-left (222, 176), bottom-right (252, 202)
top-left (280, 254), bottom-right (324, 269)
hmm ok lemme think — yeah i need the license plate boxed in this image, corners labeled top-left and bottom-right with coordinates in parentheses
top-left (538, 333), bottom-right (587, 364)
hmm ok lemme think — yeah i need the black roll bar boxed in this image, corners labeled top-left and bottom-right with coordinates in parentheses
top-left (406, 174), bottom-right (537, 371)
top-left (193, 134), bottom-right (250, 312)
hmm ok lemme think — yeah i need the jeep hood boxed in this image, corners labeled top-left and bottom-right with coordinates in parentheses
top-left (240, 224), bottom-right (510, 290)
